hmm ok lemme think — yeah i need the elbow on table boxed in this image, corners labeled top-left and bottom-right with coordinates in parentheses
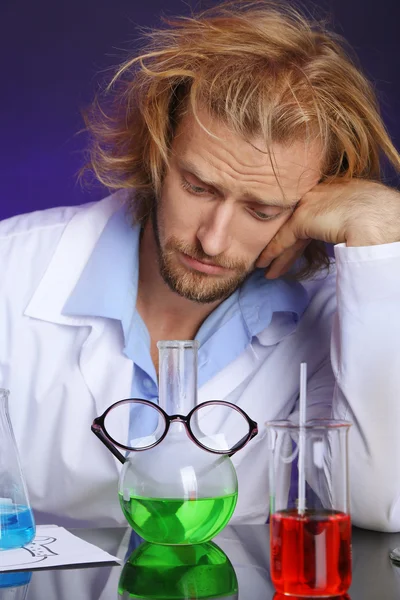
top-left (351, 493), bottom-right (400, 533)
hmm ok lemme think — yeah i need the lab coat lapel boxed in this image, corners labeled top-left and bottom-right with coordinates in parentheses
top-left (197, 313), bottom-right (298, 406)
top-left (23, 194), bottom-right (133, 420)
top-left (77, 319), bottom-right (134, 413)
top-left (197, 315), bottom-right (300, 469)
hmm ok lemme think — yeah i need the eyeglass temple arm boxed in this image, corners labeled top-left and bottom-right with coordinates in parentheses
top-left (228, 421), bottom-right (259, 457)
top-left (91, 422), bottom-right (127, 465)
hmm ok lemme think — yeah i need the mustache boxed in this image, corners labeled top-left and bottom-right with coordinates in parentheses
top-left (166, 237), bottom-right (249, 271)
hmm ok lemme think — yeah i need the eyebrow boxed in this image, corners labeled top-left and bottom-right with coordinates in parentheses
top-left (177, 158), bottom-right (299, 210)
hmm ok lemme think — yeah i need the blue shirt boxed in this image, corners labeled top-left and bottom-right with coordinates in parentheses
top-left (63, 206), bottom-right (308, 433)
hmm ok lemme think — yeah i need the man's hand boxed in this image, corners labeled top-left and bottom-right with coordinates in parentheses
top-left (256, 179), bottom-right (400, 279)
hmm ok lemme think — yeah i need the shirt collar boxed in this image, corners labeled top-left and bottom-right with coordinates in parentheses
top-left (63, 206), bottom-right (140, 333)
top-left (239, 268), bottom-right (309, 339)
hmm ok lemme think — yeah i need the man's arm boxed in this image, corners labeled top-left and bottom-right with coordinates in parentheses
top-left (332, 241), bottom-right (400, 531)
top-left (258, 179), bottom-right (400, 531)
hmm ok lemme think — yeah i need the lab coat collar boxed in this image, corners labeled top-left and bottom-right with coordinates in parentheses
top-left (24, 194), bottom-right (126, 326)
top-left (62, 206), bottom-right (141, 329)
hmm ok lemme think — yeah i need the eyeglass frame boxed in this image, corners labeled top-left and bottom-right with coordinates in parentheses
top-left (91, 398), bottom-right (259, 464)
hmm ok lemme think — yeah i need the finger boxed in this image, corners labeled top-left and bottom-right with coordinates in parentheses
top-left (256, 223), bottom-right (300, 268)
top-left (265, 239), bottom-right (310, 279)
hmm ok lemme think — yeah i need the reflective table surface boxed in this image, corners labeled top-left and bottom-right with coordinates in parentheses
top-left (2, 524), bottom-right (400, 599)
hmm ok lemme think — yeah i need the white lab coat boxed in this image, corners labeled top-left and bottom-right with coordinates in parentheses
top-left (1, 193), bottom-right (400, 531)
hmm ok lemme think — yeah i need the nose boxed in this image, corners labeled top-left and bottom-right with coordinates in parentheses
top-left (196, 204), bottom-right (233, 257)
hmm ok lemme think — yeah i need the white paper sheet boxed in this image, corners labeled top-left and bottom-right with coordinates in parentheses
top-left (0, 525), bottom-right (121, 572)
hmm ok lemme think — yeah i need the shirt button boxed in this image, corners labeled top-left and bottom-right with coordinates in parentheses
top-left (143, 378), bottom-right (153, 389)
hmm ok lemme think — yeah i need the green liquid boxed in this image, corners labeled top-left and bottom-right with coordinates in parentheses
top-left (119, 492), bottom-right (238, 545)
top-left (118, 541), bottom-right (238, 599)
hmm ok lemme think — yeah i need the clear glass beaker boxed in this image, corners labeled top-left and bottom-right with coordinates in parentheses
top-left (0, 389), bottom-right (35, 550)
top-left (266, 420), bottom-right (352, 598)
top-left (119, 341), bottom-right (239, 545)
top-left (118, 541), bottom-right (238, 600)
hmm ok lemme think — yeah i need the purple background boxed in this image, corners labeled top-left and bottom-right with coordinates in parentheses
top-left (1, 0), bottom-right (399, 220)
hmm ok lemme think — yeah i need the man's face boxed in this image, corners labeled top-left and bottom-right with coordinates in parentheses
top-left (154, 110), bottom-right (321, 303)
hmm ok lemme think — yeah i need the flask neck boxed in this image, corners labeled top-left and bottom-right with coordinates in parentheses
top-left (158, 341), bottom-right (199, 416)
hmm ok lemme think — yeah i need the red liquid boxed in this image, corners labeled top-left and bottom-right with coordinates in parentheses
top-left (270, 509), bottom-right (352, 597)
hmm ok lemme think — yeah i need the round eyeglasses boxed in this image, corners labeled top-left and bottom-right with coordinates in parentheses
top-left (92, 398), bottom-right (258, 464)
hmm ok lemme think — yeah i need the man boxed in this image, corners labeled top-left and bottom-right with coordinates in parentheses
top-left (1, 1), bottom-right (400, 530)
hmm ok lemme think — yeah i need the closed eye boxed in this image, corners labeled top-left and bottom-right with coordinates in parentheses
top-left (180, 177), bottom-right (211, 196)
top-left (248, 206), bottom-right (286, 221)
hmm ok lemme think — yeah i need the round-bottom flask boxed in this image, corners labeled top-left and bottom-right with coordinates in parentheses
top-left (119, 341), bottom-right (238, 545)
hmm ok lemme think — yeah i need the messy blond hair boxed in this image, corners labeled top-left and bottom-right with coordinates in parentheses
top-left (84, 0), bottom-right (400, 278)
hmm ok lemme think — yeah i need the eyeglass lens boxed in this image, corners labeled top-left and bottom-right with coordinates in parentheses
top-left (104, 401), bottom-right (166, 449)
top-left (190, 403), bottom-right (250, 452)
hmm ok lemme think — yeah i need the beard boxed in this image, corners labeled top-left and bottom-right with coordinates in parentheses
top-left (152, 209), bottom-right (253, 304)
